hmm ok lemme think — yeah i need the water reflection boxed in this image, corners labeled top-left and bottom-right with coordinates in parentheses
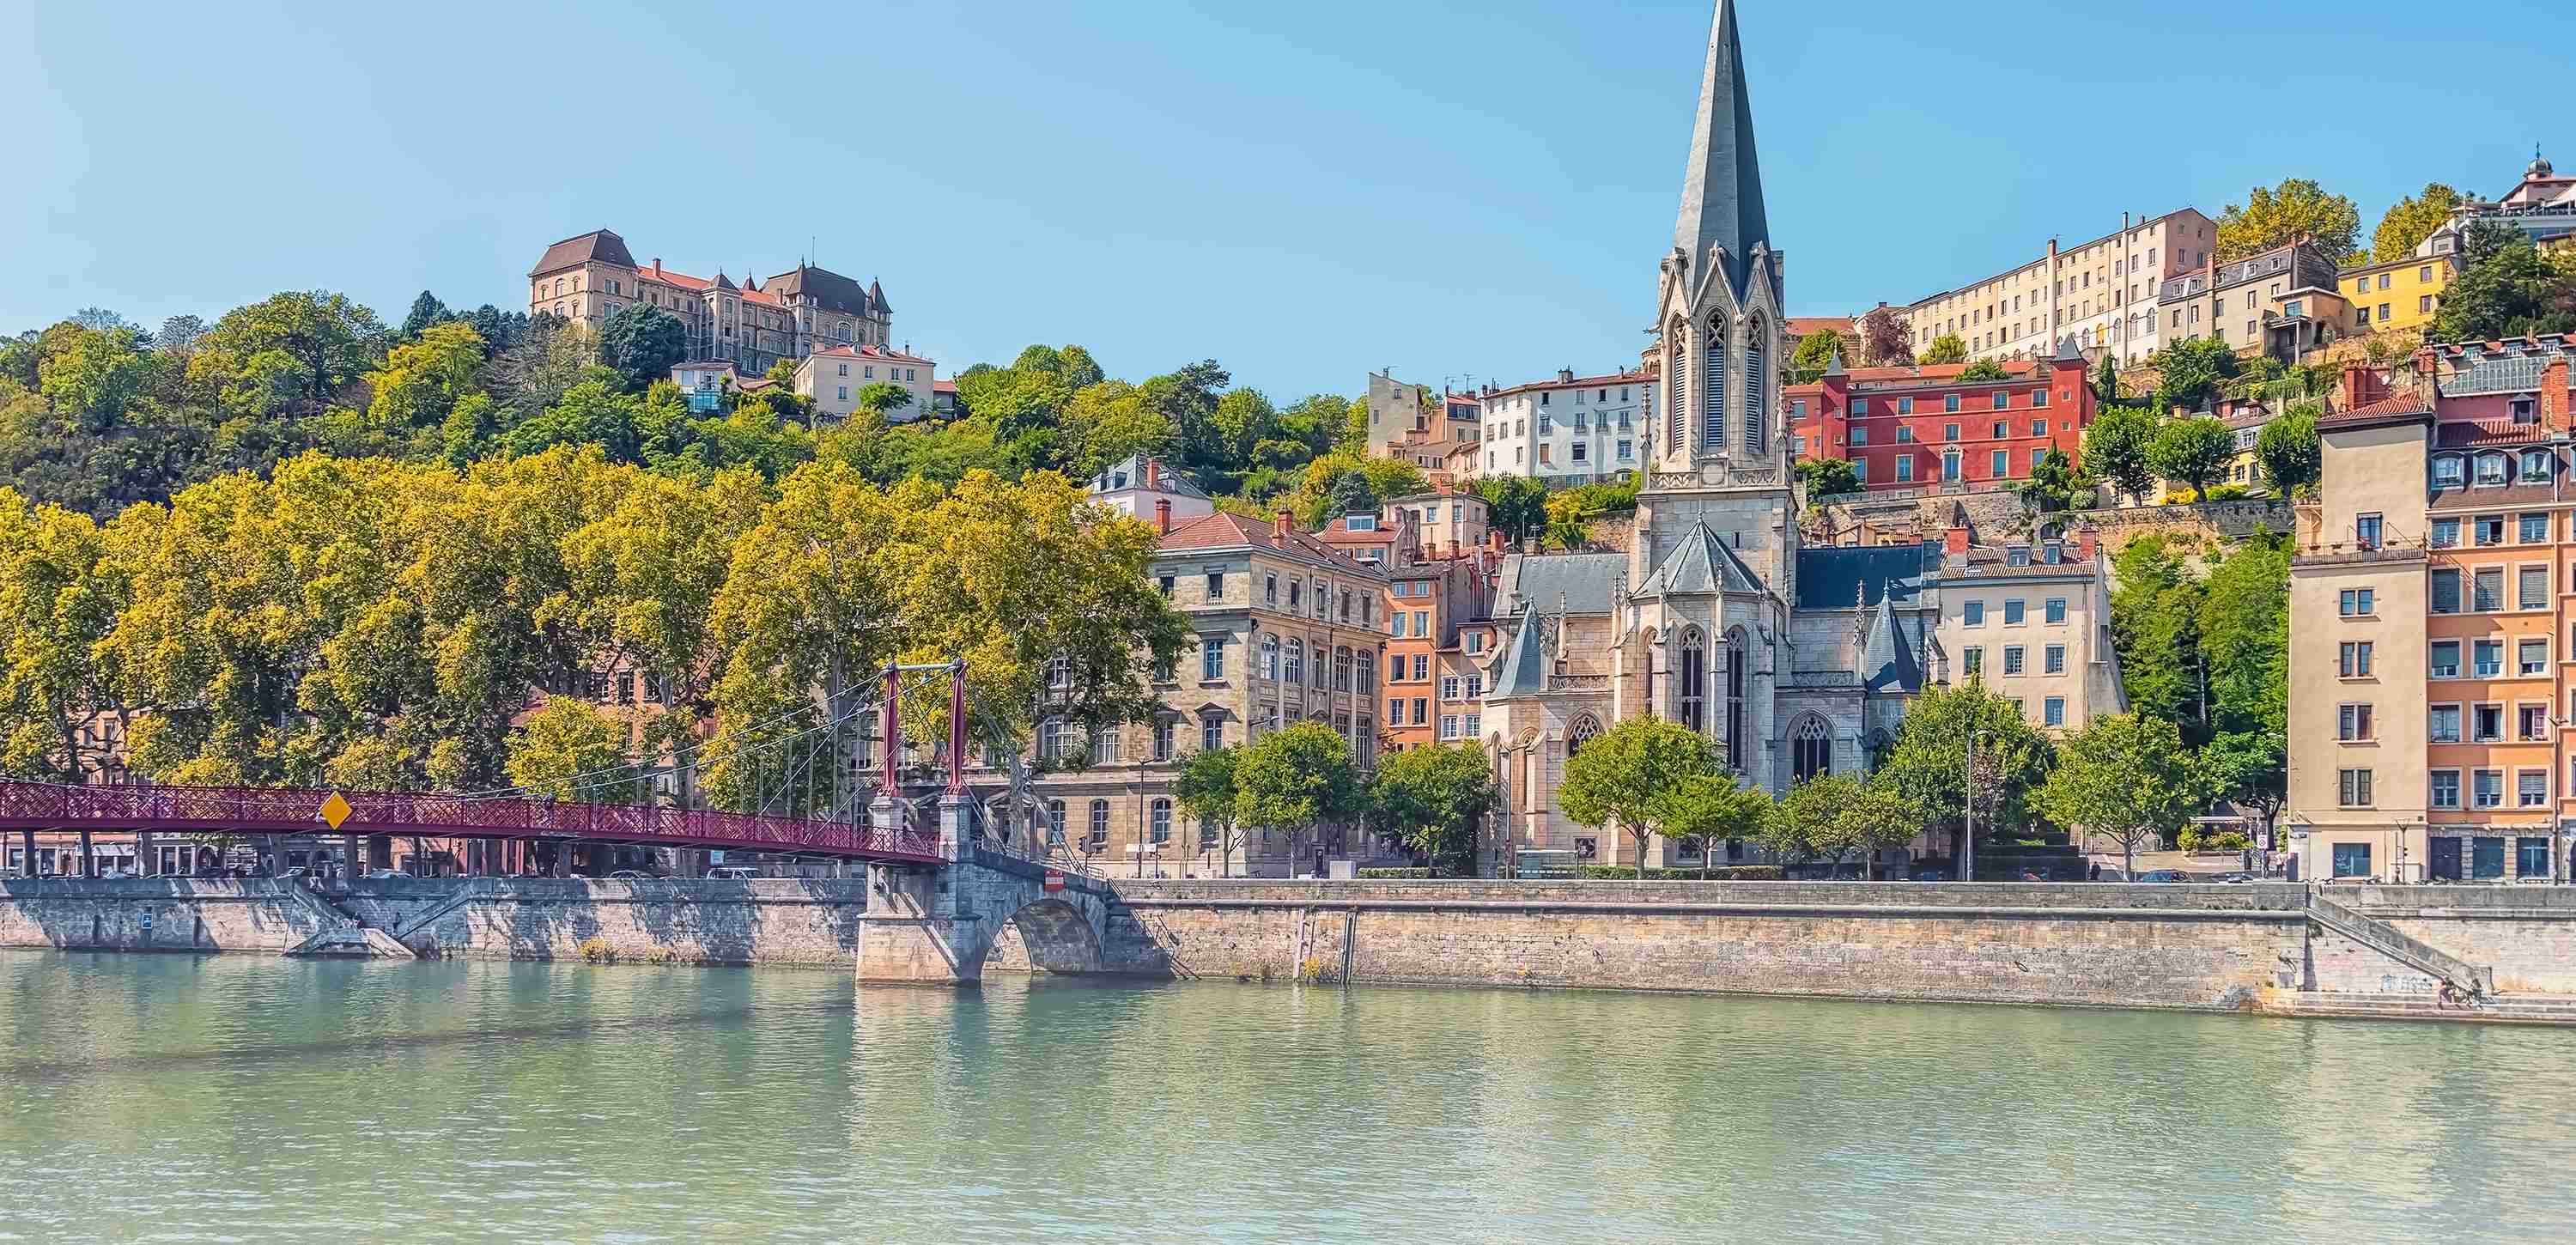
top-left (2, 950), bottom-right (2565, 1243)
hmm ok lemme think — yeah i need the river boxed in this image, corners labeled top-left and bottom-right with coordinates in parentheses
top-left (1, 950), bottom-right (2567, 1243)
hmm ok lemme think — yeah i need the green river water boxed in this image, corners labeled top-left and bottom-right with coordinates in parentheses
top-left (2, 949), bottom-right (2569, 1243)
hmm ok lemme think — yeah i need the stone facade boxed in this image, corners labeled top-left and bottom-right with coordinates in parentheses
top-left (526, 229), bottom-right (892, 378)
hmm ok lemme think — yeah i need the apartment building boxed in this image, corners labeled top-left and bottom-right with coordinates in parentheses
top-left (1033, 507), bottom-right (1394, 878)
top-left (2418, 149), bottom-right (2576, 259)
top-left (794, 343), bottom-right (936, 423)
top-left (1382, 527), bottom-right (1499, 754)
top-left (527, 228), bottom-right (892, 377)
top-left (2289, 337), bottom-right (2576, 883)
top-left (1366, 371), bottom-right (1483, 478)
top-left (1931, 525), bottom-right (2126, 733)
top-left (1088, 455), bottom-right (1214, 527)
top-left (1784, 337), bottom-right (2095, 492)
top-left (1907, 210), bottom-right (2217, 365)
top-left (2156, 240), bottom-right (2354, 366)
top-left (2338, 254), bottom-right (2457, 341)
top-left (1475, 368), bottom-right (1657, 483)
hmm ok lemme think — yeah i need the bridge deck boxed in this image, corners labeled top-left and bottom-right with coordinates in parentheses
top-left (0, 780), bottom-right (942, 863)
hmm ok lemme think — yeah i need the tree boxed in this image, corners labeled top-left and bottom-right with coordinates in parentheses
top-left (2196, 537), bottom-right (2290, 850)
top-left (2254, 403), bottom-right (2320, 496)
top-left (1172, 744), bottom-right (1242, 877)
top-left (363, 321), bottom-right (484, 429)
top-left (2013, 448), bottom-right (2096, 513)
top-left (1855, 305), bottom-right (1912, 366)
top-left (1788, 329), bottom-right (1844, 384)
top-left (1921, 334), bottom-right (1968, 365)
top-left (1656, 774), bottom-right (1773, 878)
top-left (1558, 716), bottom-right (1723, 880)
top-left (2149, 336), bottom-right (2241, 412)
top-left (1955, 359), bottom-right (2008, 383)
top-left (2081, 405), bottom-right (2158, 503)
top-left (505, 698), bottom-right (635, 803)
top-left (1369, 743), bottom-right (1499, 875)
top-left (1874, 682), bottom-right (2053, 876)
top-left (1234, 721), bottom-right (1363, 872)
top-left (1768, 774), bottom-right (1923, 880)
top-left (1795, 458), bottom-right (1859, 497)
top-left (2215, 178), bottom-right (2360, 262)
top-left (155, 314), bottom-right (207, 356)
top-left (187, 290), bottom-right (386, 413)
top-left (398, 291), bottom-right (453, 339)
top-left (2034, 714), bottom-right (2207, 879)
top-left (2428, 222), bottom-right (2576, 343)
top-left (598, 305), bottom-right (690, 392)
top-left (1475, 476), bottom-right (1548, 546)
top-left (2092, 353), bottom-right (2120, 403)
top-left (2148, 416), bottom-right (2233, 502)
top-left (2372, 183), bottom-right (2464, 263)
top-left (2109, 533), bottom-right (2208, 740)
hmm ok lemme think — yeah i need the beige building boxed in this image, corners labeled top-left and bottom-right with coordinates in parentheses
top-left (793, 343), bottom-right (935, 423)
top-left (1031, 505), bottom-right (1399, 878)
top-left (1908, 209), bottom-right (2217, 365)
top-left (526, 228), bottom-right (892, 377)
top-left (1366, 371), bottom-right (1483, 479)
top-left (2154, 240), bottom-right (2354, 366)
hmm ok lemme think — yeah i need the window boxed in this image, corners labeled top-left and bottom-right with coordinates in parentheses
top-left (2473, 640), bottom-right (2503, 678)
top-left (1206, 570), bottom-right (1225, 598)
top-left (2521, 565), bottom-right (2551, 610)
top-left (2474, 568), bottom-right (2505, 611)
top-left (2044, 644), bottom-right (2066, 674)
top-left (1410, 696), bottom-right (1427, 726)
top-left (1150, 799), bottom-right (1171, 845)
top-left (2003, 599), bottom-right (2026, 625)
top-left (2354, 513), bottom-right (2382, 549)
top-left (2042, 697), bottom-right (2064, 726)
top-left (2524, 513), bottom-right (2552, 544)
top-left (2332, 841), bottom-right (2373, 877)
top-left (1154, 720), bottom-right (1175, 761)
top-left (2474, 770), bottom-right (2506, 810)
top-left (1896, 457), bottom-right (1914, 482)
top-left (2432, 770), bottom-right (2462, 808)
top-left (1894, 398), bottom-right (1911, 414)
top-left (1038, 719), bottom-right (1071, 762)
top-left (2338, 702), bottom-right (2374, 741)
top-left (2338, 641), bottom-right (2372, 677)
top-left (1964, 601), bottom-right (1984, 627)
top-left (1851, 427), bottom-right (1869, 446)
top-left (2519, 837), bottom-right (2552, 879)
top-left (1944, 395), bottom-right (1961, 414)
top-left (2337, 769), bottom-right (2373, 808)
top-left (1991, 393), bottom-right (2008, 411)
top-left (1201, 635), bottom-right (1227, 681)
top-left (2002, 646), bottom-right (2025, 675)
top-left (1201, 717), bottom-right (1224, 752)
top-left (1091, 727), bottom-right (1121, 766)
top-left (2524, 450), bottom-right (2553, 480)
top-left (2523, 639), bottom-right (2550, 676)
top-left (2474, 702), bottom-right (2505, 742)
top-left (2477, 456), bottom-right (2508, 487)
top-left (2521, 704), bottom-right (2551, 743)
top-left (1440, 676), bottom-right (1461, 701)
top-left (2430, 641), bottom-right (2461, 678)
top-left (1991, 450), bottom-right (2008, 477)
top-left (2338, 588), bottom-right (2372, 616)
top-left (2431, 704), bottom-right (2461, 741)
top-left (1439, 714), bottom-right (1461, 740)
top-left (1282, 639), bottom-right (1303, 685)
top-left (1943, 422), bottom-right (1960, 441)
top-left (2044, 598), bottom-right (2068, 624)
top-left (1412, 653), bottom-right (1428, 680)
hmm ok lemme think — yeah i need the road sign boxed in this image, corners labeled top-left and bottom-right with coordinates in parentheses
top-left (1043, 871), bottom-right (1066, 893)
top-left (319, 793), bottom-right (353, 831)
top-left (139, 911), bottom-right (153, 931)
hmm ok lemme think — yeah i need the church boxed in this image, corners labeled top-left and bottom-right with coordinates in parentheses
top-left (1480, 0), bottom-right (1958, 870)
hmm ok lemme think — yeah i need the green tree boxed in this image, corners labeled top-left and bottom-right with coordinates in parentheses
top-left (2149, 335), bottom-right (2242, 412)
top-left (2428, 222), bottom-right (2576, 343)
top-left (1656, 774), bottom-right (1774, 879)
top-left (2254, 403), bottom-right (2320, 496)
top-left (505, 698), bottom-right (635, 804)
top-left (1369, 743), bottom-right (1499, 876)
top-left (2081, 404), bottom-right (2158, 503)
top-left (2215, 177), bottom-right (2360, 262)
top-left (1172, 744), bottom-right (1242, 877)
top-left (1475, 476), bottom-right (1549, 546)
top-left (187, 290), bottom-right (386, 414)
top-left (1955, 358), bottom-right (2008, 383)
top-left (1795, 458), bottom-right (1859, 497)
top-left (1558, 716), bottom-right (1723, 881)
top-left (1788, 329), bottom-right (1844, 384)
top-left (2109, 533), bottom-right (2208, 740)
top-left (2034, 714), bottom-right (2207, 879)
top-left (363, 321), bottom-right (484, 428)
top-left (2092, 353), bottom-right (2120, 402)
top-left (1767, 774), bottom-right (1923, 880)
top-left (2372, 183), bottom-right (2464, 263)
top-left (398, 291), bottom-right (453, 339)
top-left (598, 305), bottom-right (690, 392)
top-left (2013, 448), bottom-right (2097, 513)
top-left (2148, 416), bottom-right (2233, 503)
top-left (1235, 721), bottom-right (1363, 872)
top-left (1921, 333), bottom-right (1968, 365)
top-left (1874, 682), bottom-right (2053, 876)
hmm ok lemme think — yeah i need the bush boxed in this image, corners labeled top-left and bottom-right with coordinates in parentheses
top-left (2204, 483), bottom-right (2251, 501)
top-left (575, 935), bottom-right (615, 964)
top-left (2207, 831), bottom-right (2251, 852)
top-left (1573, 865), bottom-right (1787, 881)
top-left (1357, 867), bottom-right (1435, 879)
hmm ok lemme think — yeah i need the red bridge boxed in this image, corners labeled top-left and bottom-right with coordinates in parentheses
top-left (0, 780), bottom-right (944, 864)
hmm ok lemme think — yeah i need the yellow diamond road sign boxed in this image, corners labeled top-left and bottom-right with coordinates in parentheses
top-left (319, 792), bottom-right (354, 831)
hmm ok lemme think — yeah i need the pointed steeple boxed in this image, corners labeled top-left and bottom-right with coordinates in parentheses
top-left (1673, 0), bottom-right (1771, 296)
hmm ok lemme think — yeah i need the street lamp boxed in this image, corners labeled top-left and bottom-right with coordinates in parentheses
top-left (1963, 728), bottom-right (1992, 882)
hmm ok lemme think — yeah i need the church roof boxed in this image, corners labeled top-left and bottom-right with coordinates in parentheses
top-left (1638, 521), bottom-right (1765, 596)
top-left (1495, 552), bottom-right (1626, 616)
top-left (1673, 0), bottom-right (1771, 298)
top-left (1793, 544), bottom-right (1935, 610)
top-left (1857, 592), bottom-right (1926, 694)
top-left (1486, 606), bottom-right (1552, 699)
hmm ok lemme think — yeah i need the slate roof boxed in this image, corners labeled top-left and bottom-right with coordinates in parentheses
top-left (1637, 521), bottom-right (1765, 596)
top-left (1857, 592), bottom-right (1926, 694)
top-left (1485, 608), bottom-right (1552, 699)
top-left (530, 229), bottom-right (636, 276)
top-left (1793, 544), bottom-right (1934, 610)
top-left (1496, 552), bottom-right (1627, 616)
top-left (1091, 455), bottom-right (1210, 501)
top-left (1672, 0), bottom-right (1770, 299)
top-left (763, 264), bottom-right (878, 318)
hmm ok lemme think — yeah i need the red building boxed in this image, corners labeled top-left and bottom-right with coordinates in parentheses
top-left (1787, 337), bottom-right (2096, 493)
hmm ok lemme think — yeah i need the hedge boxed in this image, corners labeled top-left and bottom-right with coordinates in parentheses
top-left (1356, 867), bottom-right (1437, 879)
top-left (1571, 865), bottom-right (1787, 881)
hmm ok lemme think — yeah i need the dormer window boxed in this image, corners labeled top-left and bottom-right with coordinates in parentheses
top-left (2433, 455), bottom-right (2466, 489)
top-left (2520, 450), bottom-right (2553, 480)
top-left (1346, 514), bottom-right (1376, 531)
top-left (1112, 473), bottom-right (1128, 489)
top-left (2512, 397), bottom-right (2539, 425)
top-left (2476, 453), bottom-right (2509, 486)
top-left (2007, 545), bottom-right (2031, 567)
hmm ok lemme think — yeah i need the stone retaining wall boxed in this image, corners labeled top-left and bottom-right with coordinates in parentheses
top-left (0, 879), bottom-right (325, 952)
top-left (2333, 884), bottom-right (2576, 994)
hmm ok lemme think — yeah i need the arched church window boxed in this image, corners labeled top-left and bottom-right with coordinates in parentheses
top-left (1702, 316), bottom-right (1728, 451)
top-left (1668, 320), bottom-right (1688, 453)
top-left (1679, 629), bottom-right (1707, 731)
top-left (1743, 319), bottom-right (1766, 452)
top-left (1792, 717), bottom-right (1831, 784)
top-left (1724, 628), bottom-right (1748, 774)
top-left (1568, 715), bottom-right (1601, 756)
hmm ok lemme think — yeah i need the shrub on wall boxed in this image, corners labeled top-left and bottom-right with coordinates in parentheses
top-left (1573, 865), bottom-right (1787, 881)
top-left (1357, 867), bottom-right (1435, 879)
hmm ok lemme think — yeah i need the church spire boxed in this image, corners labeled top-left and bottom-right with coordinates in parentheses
top-left (1673, 0), bottom-right (1770, 295)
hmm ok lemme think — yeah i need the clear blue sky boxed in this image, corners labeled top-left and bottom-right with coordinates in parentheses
top-left (6, 0), bottom-right (2568, 401)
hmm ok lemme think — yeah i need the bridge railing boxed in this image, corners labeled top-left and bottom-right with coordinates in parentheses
top-left (0, 780), bottom-right (944, 863)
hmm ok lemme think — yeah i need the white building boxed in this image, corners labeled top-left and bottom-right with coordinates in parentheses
top-left (795, 343), bottom-right (936, 424)
top-left (1087, 455), bottom-right (1215, 531)
top-left (1475, 367), bottom-right (1657, 484)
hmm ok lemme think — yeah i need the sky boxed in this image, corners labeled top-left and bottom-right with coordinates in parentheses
top-left (5, 0), bottom-right (2572, 402)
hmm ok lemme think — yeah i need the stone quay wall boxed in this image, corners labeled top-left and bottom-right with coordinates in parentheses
top-left (0, 878), bottom-right (327, 952)
top-left (2331, 884), bottom-right (2576, 995)
top-left (1097, 879), bottom-right (2317, 1012)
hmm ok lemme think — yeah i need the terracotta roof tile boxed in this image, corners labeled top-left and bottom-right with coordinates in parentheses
top-left (1157, 512), bottom-right (1387, 577)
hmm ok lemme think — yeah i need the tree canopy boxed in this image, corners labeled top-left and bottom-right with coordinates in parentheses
top-left (1874, 682), bottom-right (2054, 874)
top-left (1558, 716), bottom-right (1725, 877)
top-left (2034, 714), bottom-right (2206, 878)
top-left (1369, 743), bottom-right (1498, 874)
top-left (2147, 416), bottom-right (2234, 503)
top-left (1855, 306), bottom-right (1912, 366)
top-left (1234, 722), bottom-right (1364, 870)
top-left (1921, 334), bottom-right (1968, 365)
top-left (2081, 405), bottom-right (2159, 503)
top-left (2427, 222), bottom-right (2576, 343)
top-left (2148, 336), bottom-right (2242, 413)
top-left (2215, 177), bottom-right (2360, 262)
top-left (1788, 329), bottom-right (1844, 384)
top-left (2254, 403), bottom-right (2320, 496)
top-left (2371, 183), bottom-right (2464, 262)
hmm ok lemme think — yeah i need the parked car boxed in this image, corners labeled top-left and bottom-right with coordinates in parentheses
top-left (1909, 869), bottom-right (1947, 881)
top-left (2136, 869), bottom-right (2190, 884)
top-left (705, 866), bottom-right (759, 880)
top-left (361, 869), bottom-right (404, 880)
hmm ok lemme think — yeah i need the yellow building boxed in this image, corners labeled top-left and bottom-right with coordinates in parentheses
top-left (2338, 254), bottom-right (2456, 339)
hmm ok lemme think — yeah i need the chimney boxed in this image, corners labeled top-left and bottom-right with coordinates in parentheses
top-left (652, 258), bottom-right (663, 276)
top-left (1488, 528), bottom-right (1505, 554)
top-left (1155, 498), bottom-right (1173, 535)
top-left (2545, 356), bottom-right (2572, 434)
top-left (2339, 361), bottom-right (2373, 410)
top-left (2077, 530), bottom-right (2099, 563)
top-left (1275, 509), bottom-right (1294, 541)
top-left (1943, 520), bottom-right (1970, 567)
top-left (1144, 458), bottom-right (1160, 487)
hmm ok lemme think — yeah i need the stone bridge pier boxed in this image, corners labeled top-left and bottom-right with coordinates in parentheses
top-left (852, 794), bottom-right (1112, 985)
